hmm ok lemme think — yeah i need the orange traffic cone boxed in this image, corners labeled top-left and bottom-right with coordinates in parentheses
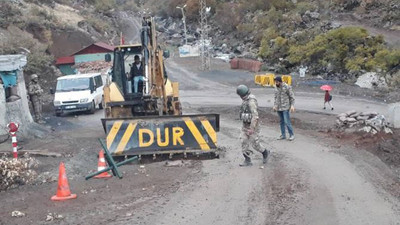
top-left (51, 162), bottom-right (77, 201)
top-left (94, 150), bottom-right (112, 179)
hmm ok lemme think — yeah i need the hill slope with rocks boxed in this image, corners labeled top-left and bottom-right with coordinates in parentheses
top-left (0, 0), bottom-right (399, 91)
top-left (145, 0), bottom-right (400, 88)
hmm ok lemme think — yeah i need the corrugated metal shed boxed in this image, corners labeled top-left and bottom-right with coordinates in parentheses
top-left (0, 55), bottom-right (27, 71)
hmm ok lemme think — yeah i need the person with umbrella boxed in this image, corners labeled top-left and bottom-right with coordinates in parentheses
top-left (321, 85), bottom-right (334, 110)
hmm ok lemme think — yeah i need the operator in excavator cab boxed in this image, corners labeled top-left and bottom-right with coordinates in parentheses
top-left (236, 84), bottom-right (270, 166)
top-left (130, 55), bottom-right (144, 93)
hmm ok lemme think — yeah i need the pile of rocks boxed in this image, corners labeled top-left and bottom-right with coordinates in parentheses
top-left (0, 156), bottom-right (39, 191)
top-left (73, 61), bottom-right (112, 74)
top-left (336, 110), bottom-right (393, 134)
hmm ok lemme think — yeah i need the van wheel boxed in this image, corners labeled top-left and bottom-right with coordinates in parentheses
top-left (99, 96), bottom-right (104, 109)
top-left (55, 111), bottom-right (63, 117)
top-left (89, 101), bottom-right (96, 114)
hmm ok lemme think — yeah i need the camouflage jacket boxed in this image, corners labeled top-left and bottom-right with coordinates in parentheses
top-left (28, 82), bottom-right (43, 96)
top-left (240, 94), bottom-right (259, 131)
top-left (274, 83), bottom-right (295, 111)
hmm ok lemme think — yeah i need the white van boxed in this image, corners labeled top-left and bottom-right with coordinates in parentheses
top-left (53, 73), bottom-right (104, 116)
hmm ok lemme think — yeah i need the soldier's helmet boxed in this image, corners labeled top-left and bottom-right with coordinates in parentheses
top-left (31, 74), bottom-right (38, 80)
top-left (236, 85), bottom-right (249, 97)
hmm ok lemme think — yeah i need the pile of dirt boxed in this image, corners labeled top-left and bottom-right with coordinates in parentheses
top-left (330, 129), bottom-right (400, 170)
top-left (0, 156), bottom-right (39, 191)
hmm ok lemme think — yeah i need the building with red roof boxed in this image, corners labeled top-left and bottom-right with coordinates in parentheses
top-left (56, 42), bottom-right (114, 75)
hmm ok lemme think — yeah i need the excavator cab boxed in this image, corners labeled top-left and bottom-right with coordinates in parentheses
top-left (109, 45), bottom-right (144, 96)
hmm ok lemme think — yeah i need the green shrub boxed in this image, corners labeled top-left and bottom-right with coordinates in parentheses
top-left (239, 0), bottom-right (294, 13)
top-left (237, 23), bottom-right (255, 38)
top-left (295, 2), bottom-right (317, 14)
top-left (0, 2), bottom-right (22, 28)
top-left (259, 27), bottom-right (279, 56)
top-left (27, 6), bottom-right (58, 28)
top-left (287, 27), bottom-right (398, 73)
top-left (25, 51), bottom-right (54, 75)
top-left (258, 7), bottom-right (284, 29)
top-left (246, 0), bottom-right (272, 12)
top-left (259, 35), bottom-right (289, 63)
top-left (374, 49), bottom-right (400, 71)
top-left (270, 0), bottom-right (295, 11)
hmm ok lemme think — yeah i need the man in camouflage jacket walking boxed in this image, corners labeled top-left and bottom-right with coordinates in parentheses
top-left (236, 85), bottom-right (270, 167)
top-left (273, 76), bottom-right (295, 141)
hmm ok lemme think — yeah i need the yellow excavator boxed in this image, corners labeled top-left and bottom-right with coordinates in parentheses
top-left (102, 17), bottom-right (219, 158)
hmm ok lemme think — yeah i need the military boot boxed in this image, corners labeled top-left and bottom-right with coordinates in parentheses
top-left (239, 154), bottom-right (252, 167)
top-left (262, 150), bottom-right (270, 164)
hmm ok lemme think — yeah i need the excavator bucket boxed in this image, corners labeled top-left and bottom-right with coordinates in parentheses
top-left (102, 114), bottom-right (220, 156)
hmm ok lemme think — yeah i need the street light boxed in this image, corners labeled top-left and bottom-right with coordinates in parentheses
top-left (176, 4), bottom-right (188, 45)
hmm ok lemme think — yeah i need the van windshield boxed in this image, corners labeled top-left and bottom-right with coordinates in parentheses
top-left (56, 78), bottom-right (90, 92)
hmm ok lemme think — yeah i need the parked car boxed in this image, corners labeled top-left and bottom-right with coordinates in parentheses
top-left (53, 73), bottom-right (104, 116)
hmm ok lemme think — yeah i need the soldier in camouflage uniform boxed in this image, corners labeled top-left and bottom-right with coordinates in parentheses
top-left (273, 76), bottom-right (295, 141)
top-left (28, 74), bottom-right (45, 124)
top-left (237, 85), bottom-right (270, 167)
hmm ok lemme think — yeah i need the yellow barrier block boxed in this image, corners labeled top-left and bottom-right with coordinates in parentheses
top-left (282, 75), bottom-right (292, 86)
top-left (263, 74), bottom-right (275, 87)
top-left (260, 76), bottom-right (268, 86)
top-left (255, 73), bottom-right (283, 87)
top-left (254, 75), bottom-right (262, 85)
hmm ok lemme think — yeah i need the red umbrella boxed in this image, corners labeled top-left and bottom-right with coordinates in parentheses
top-left (320, 85), bottom-right (332, 91)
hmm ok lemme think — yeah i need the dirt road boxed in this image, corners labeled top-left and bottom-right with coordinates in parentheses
top-left (123, 114), bottom-right (400, 225)
top-left (153, 57), bottom-right (400, 225)
top-left (167, 58), bottom-right (389, 117)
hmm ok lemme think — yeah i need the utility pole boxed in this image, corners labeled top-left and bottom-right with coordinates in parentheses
top-left (176, 4), bottom-right (188, 45)
top-left (199, 0), bottom-right (210, 70)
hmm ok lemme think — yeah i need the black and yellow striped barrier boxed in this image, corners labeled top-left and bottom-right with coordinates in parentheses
top-left (101, 114), bottom-right (220, 156)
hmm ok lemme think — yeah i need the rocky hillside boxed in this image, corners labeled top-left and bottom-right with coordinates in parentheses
top-left (145, 0), bottom-right (400, 87)
top-left (0, 0), bottom-right (137, 91)
top-left (1, 0), bottom-right (399, 89)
